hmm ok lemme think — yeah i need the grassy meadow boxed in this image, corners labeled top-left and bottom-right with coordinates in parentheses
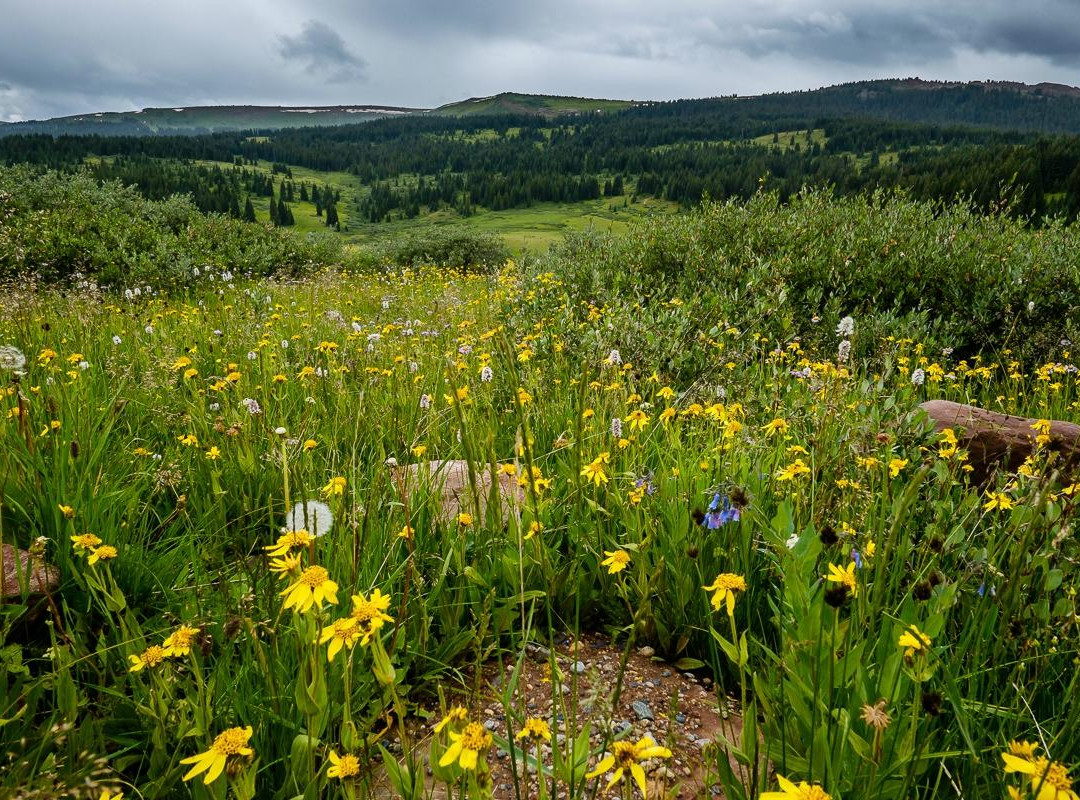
top-left (2, 175), bottom-right (1080, 800)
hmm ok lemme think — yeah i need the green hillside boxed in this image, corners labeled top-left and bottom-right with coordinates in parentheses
top-left (433, 91), bottom-right (636, 117)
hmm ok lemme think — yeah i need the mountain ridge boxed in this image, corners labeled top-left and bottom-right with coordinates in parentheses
top-left (4, 79), bottom-right (1080, 137)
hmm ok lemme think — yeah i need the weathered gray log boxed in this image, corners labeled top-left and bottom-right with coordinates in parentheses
top-left (919, 400), bottom-right (1080, 481)
top-left (391, 459), bottom-right (523, 525)
top-left (1, 543), bottom-right (59, 600)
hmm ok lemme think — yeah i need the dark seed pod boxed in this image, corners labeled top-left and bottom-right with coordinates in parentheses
top-left (729, 486), bottom-right (748, 507)
top-left (921, 691), bottom-right (943, 716)
top-left (929, 570), bottom-right (944, 588)
top-left (819, 524), bottom-right (839, 546)
top-left (686, 546), bottom-right (699, 559)
top-left (690, 508), bottom-right (705, 526)
top-left (913, 581), bottom-right (932, 601)
top-left (70, 440), bottom-right (80, 459)
top-left (825, 586), bottom-right (849, 608)
top-left (930, 537), bottom-right (944, 553)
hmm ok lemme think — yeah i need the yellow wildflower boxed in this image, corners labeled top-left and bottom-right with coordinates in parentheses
top-left (703, 572), bottom-right (747, 616)
top-left (128, 645), bottom-right (169, 672)
top-left (825, 562), bottom-right (858, 598)
top-left (162, 625), bottom-right (200, 657)
top-left (516, 717), bottom-right (552, 742)
top-left (898, 624), bottom-right (932, 659)
top-left (439, 721), bottom-right (492, 771)
top-left (321, 476), bottom-right (346, 497)
top-left (327, 750), bottom-right (361, 779)
top-left (88, 545), bottom-right (117, 565)
top-left (180, 726), bottom-right (254, 785)
top-left (761, 775), bottom-right (834, 799)
top-left (601, 549), bottom-right (630, 574)
top-left (71, 532), bottom-right (102, 552)
top-left (586, 735), bottom-right (672, 797)
top-left (264, 529), bottom-right (314, 556)
top-left (279, 565), bottom-right (339, 613)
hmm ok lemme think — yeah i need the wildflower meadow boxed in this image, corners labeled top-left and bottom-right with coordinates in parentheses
top-left (2, 193), bottom-right (1080, 800)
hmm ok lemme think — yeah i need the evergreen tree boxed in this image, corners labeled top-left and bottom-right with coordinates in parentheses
top-left (243, 197), bottom-right (256, 223)
top-left (269, 196), bottom-right (278, 226)
top-left (325, 202), bottom-right (339, 228)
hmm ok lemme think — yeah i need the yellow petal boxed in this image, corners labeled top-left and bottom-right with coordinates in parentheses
top-left (439, 739), bottom-right (463, 768)
top-left (202, 752), bottom-right (227, 784)
top-left (586, 755), bottom-right (615, 778)
top-left (459, 747), bottom-right (478, 770)
top-left (1001, 753), bottom-right (1037, 775)
top-left (630, 762), bottom-right (648, 798)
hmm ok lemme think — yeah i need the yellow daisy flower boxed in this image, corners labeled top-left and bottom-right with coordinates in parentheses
top-left (180, 726), bottom-right (254, 785)
top-left (279, 565), bottom-right (339, 613)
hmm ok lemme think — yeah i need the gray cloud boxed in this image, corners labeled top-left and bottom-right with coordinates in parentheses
top-left (1, 0), bottom-right (1079, 122)
top-left (277, 19), bottom-right (367, 82)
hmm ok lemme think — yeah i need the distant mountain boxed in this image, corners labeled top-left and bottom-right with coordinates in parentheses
top-left (5, 79), bottom-right (1080, 138)
top-left (0, 104), bottom-right (423, 137)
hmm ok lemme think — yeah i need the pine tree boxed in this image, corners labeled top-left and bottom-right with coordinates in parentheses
top-left (269, 197), bottom-right (278, 226)
top-left (325, 202), bottom-right (339, 228)
top-left (243, 197), bottom-right (256, 223)
top-left (278, 201), bottom-right (294, 226)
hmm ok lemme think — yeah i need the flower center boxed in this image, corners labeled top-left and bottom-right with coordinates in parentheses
top-left (612, 741), bottom-right (638, 769)
top-left (212, 727), bottom-right (250, 755)
top-left (142, 645), bottom-right (166, 666)
top-left (460, 722), bottom-right (491, 751)
top-left (299, 566), bottom-right (329, 587)
top-left (715, 573), bottom-right (746, 591)
top-left (352, 599), bottom-right (378, 622)
top-left (337, 754), bottom-right (360, 777)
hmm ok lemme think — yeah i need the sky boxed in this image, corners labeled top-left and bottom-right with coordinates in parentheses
top-left (3, 0), bottom-right (1080, 122)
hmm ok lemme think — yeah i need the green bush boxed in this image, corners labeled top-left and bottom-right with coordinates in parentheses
top-left (353, 225), bottom-right (509, 273)
top-left (539, 189), bottom-right (1080, 365)
top-left (0, 165), bottom-right (342, 288)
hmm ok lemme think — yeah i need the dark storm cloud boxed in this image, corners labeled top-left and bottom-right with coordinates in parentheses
top-left (277, 19), bottom-right (367, 82)
top-left (3, 0), bottom-right (1080, 121)
top-left (976, 16), bottom-right (1080, 64)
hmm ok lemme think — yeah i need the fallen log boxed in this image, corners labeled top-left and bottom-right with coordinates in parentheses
top-left (919, 399), bottom-right (1080, 482)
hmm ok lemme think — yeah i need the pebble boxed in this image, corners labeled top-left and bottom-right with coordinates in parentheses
top-left (632, 700), bottom-right (654, 721)
top-left (638, 646), bottom-right (655, 657)
top-left (675, 712), bottom-right (686, 724)
top-left (614, 720), bottom-right (632, 735)
top-left (572, 661), bottom-right (586, 674)
top-left (484, 719), bottom-right (498, 731)
top-left (496, 749), bottom-right (509, 759)
top-left (661, 669), bottom-right (672, 677)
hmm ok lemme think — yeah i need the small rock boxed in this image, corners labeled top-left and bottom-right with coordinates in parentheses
top-left (484, 719), bottom-right (498, 731)
top-left (632, 700), bottom-right (654, 721)
top-left (496, 749), bottom-right (509, 759)
top-left (572, 661), bottom-right (586, 674)
top-left (661, 669), bottom-right (672, 677)
top-left (614, 720), bottom-right (632, 735)
top-left (675, 713), bottom-right (686, 724)
top-left (637, 646), bottom-right (655, 658)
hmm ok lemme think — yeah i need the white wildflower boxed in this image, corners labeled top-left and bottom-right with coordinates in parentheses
top-left (836, 316), bottom-right (854, 338)
top-left (0, 346), bottom-right (27, 371)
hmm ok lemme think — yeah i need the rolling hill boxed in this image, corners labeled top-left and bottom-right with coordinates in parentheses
top-left (5, 78), bottom-right (1080, 140)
